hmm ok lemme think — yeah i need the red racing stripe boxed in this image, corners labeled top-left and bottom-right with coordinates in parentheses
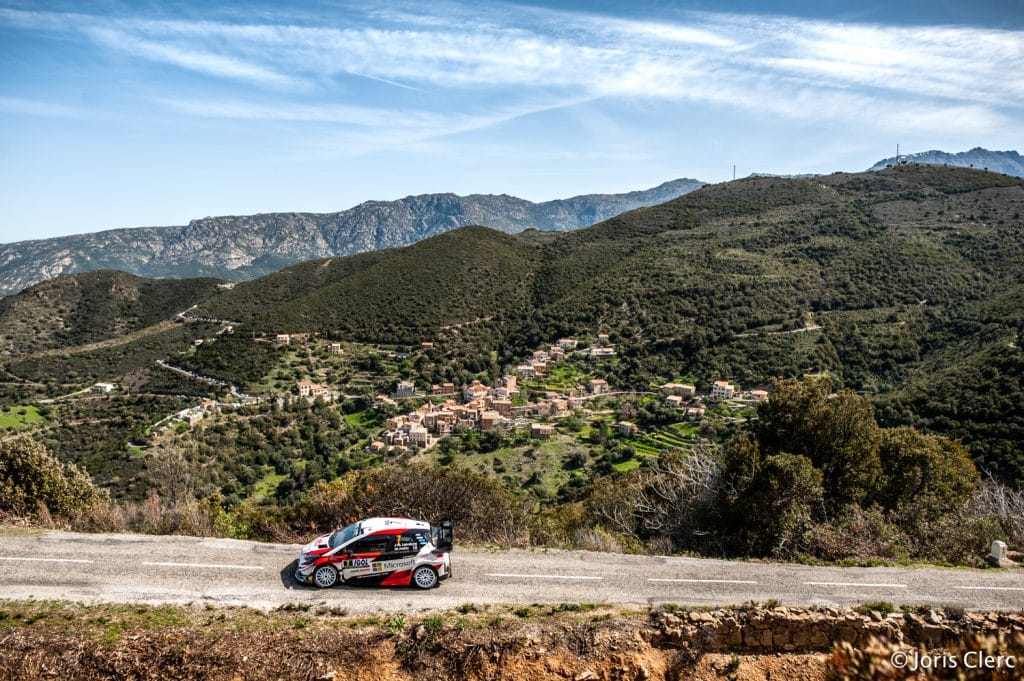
top-left (380, 569), bottom-right (412, 586)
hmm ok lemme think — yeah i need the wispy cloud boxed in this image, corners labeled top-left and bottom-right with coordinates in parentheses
top-left (160, 95), bottom-right (596, 155)
top-left (1, 3), bottom-right (1020, 140)
top-left (0, 96), bottom-right (96, 118)
top-left (84, 26), bottom-right (300, 87)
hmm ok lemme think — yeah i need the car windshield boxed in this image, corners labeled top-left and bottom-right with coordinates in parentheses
top-left (328, 521), bottom-right (360, 549)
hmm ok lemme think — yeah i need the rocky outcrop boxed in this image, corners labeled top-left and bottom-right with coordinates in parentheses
top-left (869, 147), bottom-right (1024, 176)
top-left (0, 179), bottom-right (704, 297)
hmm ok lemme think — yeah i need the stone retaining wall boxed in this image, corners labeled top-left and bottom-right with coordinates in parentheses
top-left (650, 607), bottom-right (1024, 653)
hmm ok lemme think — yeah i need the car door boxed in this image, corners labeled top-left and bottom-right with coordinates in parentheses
top-left (341, 535), bottom-right (393, 581)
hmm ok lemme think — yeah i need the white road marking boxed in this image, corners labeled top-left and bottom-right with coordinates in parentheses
top-left (954, 586), bottom-right (1024, 592)
top-left (648, 578), bottom-right (759, 585)
top-left (142, 561), bottom-right (264, 570)
top-left (804, 581), bottom-right (907, 588)
top-left (0, 557), bottom-right (94, 563)
top-left (486, 572), bottom-right (602, 581)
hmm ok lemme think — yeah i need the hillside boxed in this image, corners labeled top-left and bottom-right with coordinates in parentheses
top-left (0, 271), bottom-right (223, 357)
top-left (0, 179), bottom-right (703, 297)
top-left (193, 165), bottom-right (1024, 481)
top-left (1, 165), bottom-right (1022, 487)
top-left (869, 147), bottom-right (1024, 177)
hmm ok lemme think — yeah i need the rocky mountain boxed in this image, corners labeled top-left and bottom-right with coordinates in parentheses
top-left (869, 147), bottom-right (1024, 176)
top-left (0, 178), bottom-right (704, 297)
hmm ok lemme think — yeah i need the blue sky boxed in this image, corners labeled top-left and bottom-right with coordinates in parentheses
top-left (1, 1), bottom-right (1022, 241)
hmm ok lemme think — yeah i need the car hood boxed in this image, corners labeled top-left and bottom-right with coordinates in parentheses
top-left (302, 534), bottom-right (332, 554)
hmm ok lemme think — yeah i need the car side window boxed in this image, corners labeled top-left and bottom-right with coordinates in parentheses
top-left (394, 531), bottom-right (426, 555)
top-left (348, 536), bottom-right (392, 554)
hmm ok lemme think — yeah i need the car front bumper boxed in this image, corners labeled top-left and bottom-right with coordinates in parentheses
top-left (295, 565), bottom-right (314, 584)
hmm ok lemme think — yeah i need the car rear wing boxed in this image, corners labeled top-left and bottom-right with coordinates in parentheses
top-left (434, 519), bottom-right (454, 552)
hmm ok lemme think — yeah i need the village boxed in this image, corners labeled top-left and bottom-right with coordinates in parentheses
top-left (354, 334), bottom-right (770, 458)
top-left (87, 322), bottom-right (770, 453)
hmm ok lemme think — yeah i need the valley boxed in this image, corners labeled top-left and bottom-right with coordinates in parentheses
top-left (1, 164), bottom-right (1022, 571)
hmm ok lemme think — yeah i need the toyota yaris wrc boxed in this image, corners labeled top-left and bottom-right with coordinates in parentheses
top-left (295, 517), bottom-right (452, 589)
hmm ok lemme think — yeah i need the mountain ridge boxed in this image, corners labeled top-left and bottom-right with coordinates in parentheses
top-left (869, 147), bottom-right (1024, 176)
top-left (0, 178), bottom-right (703, 297)
top-left (3, 165), bottom-right (1022, 482)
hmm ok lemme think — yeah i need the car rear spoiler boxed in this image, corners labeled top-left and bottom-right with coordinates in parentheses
top-left (436, 519), bottom-right (454, 552)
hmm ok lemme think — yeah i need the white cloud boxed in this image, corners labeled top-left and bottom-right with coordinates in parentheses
top-left (1, 3), bottom-right (1020, 139)
top-left (83, 26), bottom-right (300, 88)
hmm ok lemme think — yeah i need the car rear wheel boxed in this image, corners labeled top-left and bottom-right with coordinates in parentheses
top-left (313, 564), bottom-right (338, 588)
top-left (412, 565), bottom-right (438, 589)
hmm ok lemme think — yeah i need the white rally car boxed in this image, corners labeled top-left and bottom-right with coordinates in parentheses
top-left (295, 517), bottom-right (452, 589)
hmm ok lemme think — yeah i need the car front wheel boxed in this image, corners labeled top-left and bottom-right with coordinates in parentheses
top-left (411, 565), bottom-right (438, 589)
top-left (313, 564), bottom-right (338, 588)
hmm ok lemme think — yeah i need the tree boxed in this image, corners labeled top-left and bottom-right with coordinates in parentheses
top-left (147, 441), bottom-right (199, 506)
top-left (875, 427), bottom-right (978, 522)
top-left (588, 447), bottom-right (722, 552)
top-left (735, 453), bottom-right (824, 556)
top-left (755, 378), bottom-right (882, 505)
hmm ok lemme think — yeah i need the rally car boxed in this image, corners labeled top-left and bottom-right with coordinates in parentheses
top-left (295, 517), bottom-right (452, 589)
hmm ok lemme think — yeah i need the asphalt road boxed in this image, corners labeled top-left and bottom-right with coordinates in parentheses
top-left (1, 530), bottom-right (1022, 612)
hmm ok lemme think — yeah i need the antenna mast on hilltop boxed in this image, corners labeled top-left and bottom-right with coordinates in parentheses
top-left (896, 144), bottom-right (900, 164)
top-left (732, 165), bottom-right (736, 180)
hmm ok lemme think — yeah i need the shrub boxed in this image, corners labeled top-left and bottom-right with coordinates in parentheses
top-left (875, 427), bottom-right (978, 524)
top-left (734, 453), bottom-right (824, 557)
top-left (900, 511), bottom-right (1004, 566)
top-left (971, 477), bottom-right (1024, 547)
top-left (0, 436), bottom-right (106, 517)
top-left (853, 601), bottom-right (894, 615)
top-left (292, 463), bottom-right (530, 545)
top-left (803, 505), bottom-right (910, 562)
top-left (587, 447), bottom-right (722, 553)
top-left (529, 502), bottom-right (592, 548)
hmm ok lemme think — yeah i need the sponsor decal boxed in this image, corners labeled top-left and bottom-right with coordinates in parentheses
top-left (341, 558), bottom-right (373, 568)
top-left (383, 559), bottom-right (415, 570)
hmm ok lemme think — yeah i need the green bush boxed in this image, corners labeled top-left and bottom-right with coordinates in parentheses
top-left (291, 463), bottom-right (530, 545)
top-left (734, 453), bottom-right (824, 556)
top-left (0, 436), bottom-right (106, 517)
top-left (875, 427), bottom-right (979, 523)
top-left (755, 378), bottom-right (882, 505)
